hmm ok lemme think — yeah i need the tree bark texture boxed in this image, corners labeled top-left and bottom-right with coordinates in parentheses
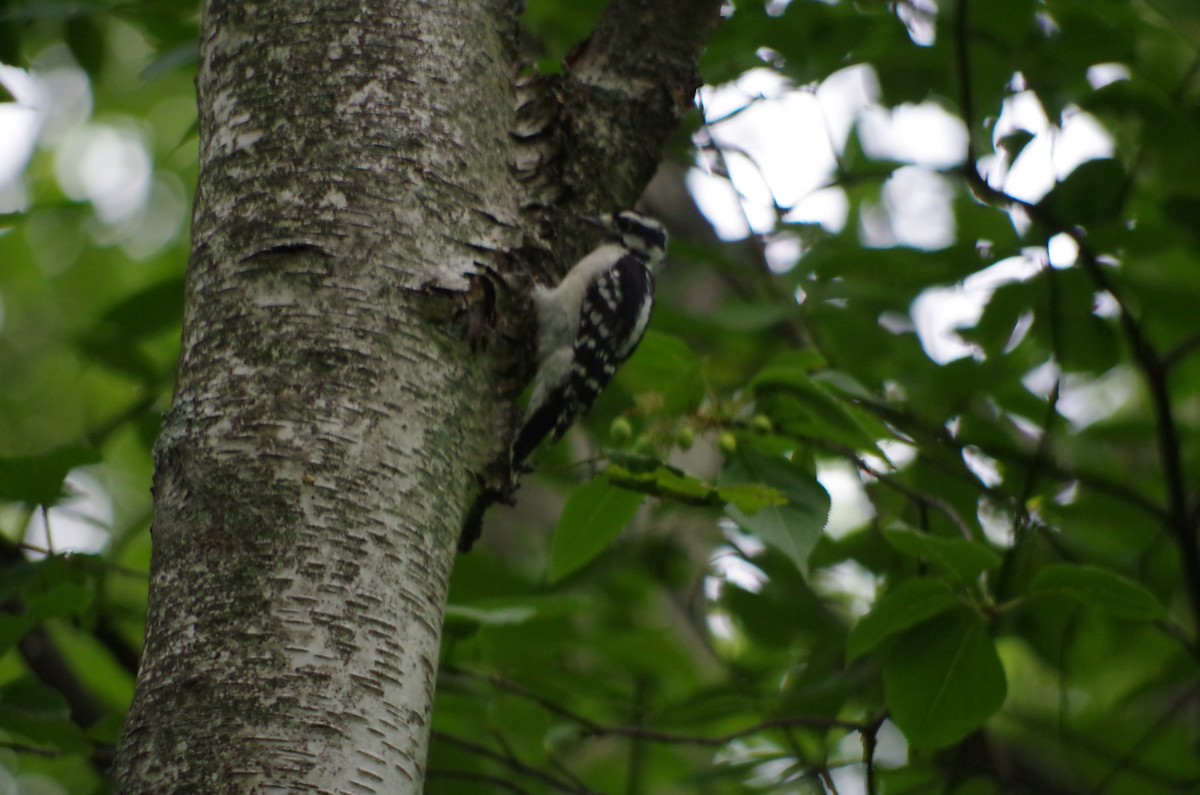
top-left (113, 0), bottom-right (518, 791)
top-left (113, 0), bottom-right (722, 792)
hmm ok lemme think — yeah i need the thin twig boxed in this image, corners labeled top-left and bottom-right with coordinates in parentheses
top-left (854, 456), bottom-right (976, 540)
top-left (862, 714), bottom-right (884, 795)
top-left (430, 731), bottom-right (598, 794)
top-left (426, 769), bottom-right (535, 794)
top-left (579, 715), bottom-right (869, 746)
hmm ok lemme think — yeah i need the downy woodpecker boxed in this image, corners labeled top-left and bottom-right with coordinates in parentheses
top-left (512, 211), bottom-right (667, 465)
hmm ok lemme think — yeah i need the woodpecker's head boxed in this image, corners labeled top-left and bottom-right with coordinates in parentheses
top-left (582, 211), bottom-right (668, 269)
top-left (613, 211), bottom-right (667, 268)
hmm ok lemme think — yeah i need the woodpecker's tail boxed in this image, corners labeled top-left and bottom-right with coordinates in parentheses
top-left (511, 401), bottom-right (560, 467)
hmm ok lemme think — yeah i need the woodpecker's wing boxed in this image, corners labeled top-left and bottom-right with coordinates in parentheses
top-left (556, 254), bottom-right (656, 441)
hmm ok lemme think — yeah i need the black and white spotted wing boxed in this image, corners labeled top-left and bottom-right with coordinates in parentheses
top-left (552, 254), bottom-right (656, 441)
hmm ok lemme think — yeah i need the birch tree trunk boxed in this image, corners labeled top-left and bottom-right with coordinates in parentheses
top-left (113, 0), bottom-right (719, 791)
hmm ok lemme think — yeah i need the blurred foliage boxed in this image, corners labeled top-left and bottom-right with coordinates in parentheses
top-left (1, 0), bottom-right (1199, 793)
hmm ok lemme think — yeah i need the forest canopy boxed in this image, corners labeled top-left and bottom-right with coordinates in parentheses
top-left (1, 1), bottom-right (1199, 793)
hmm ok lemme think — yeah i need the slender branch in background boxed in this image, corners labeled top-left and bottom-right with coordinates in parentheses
top-left (1007, 710), bottom-right (1199, 790)
top-left (442, 667), bottom-right (604, 732)
top-left (1163, 332), bottom-right (1200, 371)
top-left (93, 613), bottom-right (141, 676)
top-left (0, 742), bottom-right (64, 757)
top-left (14, 542), bottom-right (149, 580)
top-left (425, 770), bottom-right (534, 794)
top-left (872, 402), bottom-right (1166, 523)
top-left (624, 676), bottom-right (649, 795)
top-left (861, 714), bottom-right (882, 795)
top-left (950, 0), bottom-right (1200, 631)
top-left (952, 0), bottom-right (979, 163)
top-left (430, 731), bottom-right (598, 795)
top-left (84, 387), bottom-right (164, 450)
top-left (695, 97), bottom-right (810, 348)
top-left (997, 247), bottom-right (1065, 595)
top-left (853, 455), bottom-right (976, 540)
top-left (443, 666), bottom-right (870, 749)
top-left (1092, 680), bottom-right (1200, 795)
top-left (40, 505), bottom-right (54, 553)
top-left (580, 715), bottom-right (870, 746)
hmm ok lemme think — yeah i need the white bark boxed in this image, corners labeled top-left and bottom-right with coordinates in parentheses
top-left (113, 0), bottom-right (721, 790)
top-left (114, 0), bottom-right (518, 791)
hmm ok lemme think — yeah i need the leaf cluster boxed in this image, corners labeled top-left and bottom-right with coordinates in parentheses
top-left (2, 1), bottom-right (1200, 794)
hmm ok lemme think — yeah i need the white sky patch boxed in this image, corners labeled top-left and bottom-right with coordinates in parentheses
top-left (987, 89), bottom-right (1115, 203)
top-left (708, 546), bottom-right (767, 595)
top-left (784, 185), bottom-right (848, 232)
top-left (0, 66), bottom-right (40, 186)
top-left (0, 57), bottom-right (93, 192)
top-left (817, 65), bottom-right (879, 147)
top-left (978, 497), bottom-right (1015, 547)
top-left (911, 253), bottom-right (1043, 363)
top-left (1047, 232), bottom-right (1078, 267)
top-left (24, 470), bottom-right (113, 555)
top-left (870, 167), bottom-right (957, 250)
top-left (818, 459), bottom-right (874, 538)
top-left (1087, 63), bottom-right (1131, 89)
top-left (687, 167), bottom-right (750, 239)
top-left (1024, 362), bottom-right (1138, 429)
top-left (693, 66), bottom-right (875, 240)
top-left (55, 123), bottom-right (153, 224)
top-left (813, 560), bottom-right (879, 619)
top-left (962, 445), bottom-right (1003, 488)
top-left (764, 233), bottom-right (802, 272)
top-left (896, 0), bottom-right (939, 46)
top-left (911, 285), bottom-right (986, 363)
top-left (863, 439), bottom-right (917, 473)
top-left (693, 64), bottom-right (978, 252)
top-left (859, 101), bottom-right (968, 168)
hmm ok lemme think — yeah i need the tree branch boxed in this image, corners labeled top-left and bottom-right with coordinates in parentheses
top-left (559, 0), bottom-right (724, 215)
top-left (951, 0), bottom-right (1200, 631)
top-left (430, 731), bottom-right (598, 794)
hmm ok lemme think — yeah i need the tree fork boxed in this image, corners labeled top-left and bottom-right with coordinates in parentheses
top-left (113, 0), bottom-right (721, 791)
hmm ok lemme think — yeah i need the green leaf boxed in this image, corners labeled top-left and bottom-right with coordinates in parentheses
top-left (716, 482), bottom-right (788, 514)
top-left (23, 582), bottom-right (92, 623)
top-left (64, 13), bottom-right (104, 77)
top-left (79, 276), bottom-right (186, 378)
top-left (1029, 564), bottom-right (1166, 621)
top-left (997, 129), bottom-right (1035, 162)
top-left (847, 578), bottom-right (960, 661)
top-left (0, 677), bottom-right (91, 753)
top-left (487, 696), bottom-right (550, 765)
top-left (883, 610), bottom-right (1007, 749)
top-left (547, 480), bottom-right (644, 583)
top-left (883, 526), bottom-right (1001, 582)
top-left (722, 447), bottom-right (830, 576)
top-left (751, 365), bottom-right (885, 455)
top-left (617, 331), bottom-right (704, 415)
top-left (0, 445), bottom-right (101, 506)
top-left (711, 301), bottom-right (799, 331)
top-left (1039, 158), bottom-right (1127, 228)
top-left (0, 614), bottom-right (32, 657)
